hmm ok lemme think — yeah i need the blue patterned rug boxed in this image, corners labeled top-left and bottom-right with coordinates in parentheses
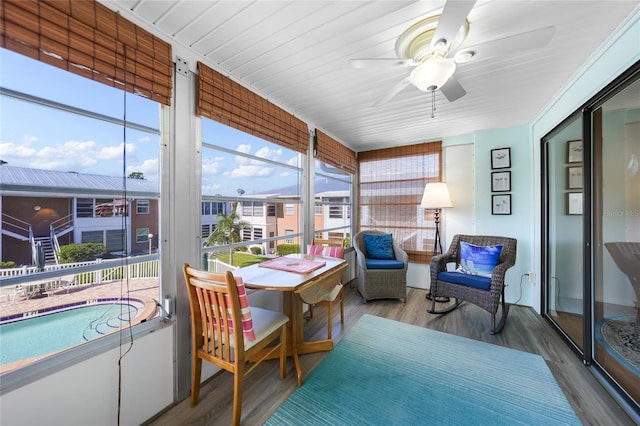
top-left (267, 314), bottom-right (580, 425)
top-left (595, 315), bottom-right (640, 377)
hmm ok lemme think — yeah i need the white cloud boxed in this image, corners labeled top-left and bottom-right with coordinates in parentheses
top-left (225, 164), bottom-right (275, 178)
top-left (126, 158), bottom-right (158, 178)
top-left (0, 142), bottom-right (37, 158)
top-left (202, 156), bottom-right (225, 174)
top-left (255, 146), bottom-right (282, 161)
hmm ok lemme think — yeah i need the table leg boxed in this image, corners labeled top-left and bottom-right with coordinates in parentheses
top-left (283, 292), bottom-right (302, 386)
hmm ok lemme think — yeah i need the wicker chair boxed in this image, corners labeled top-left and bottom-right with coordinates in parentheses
top-left (605, 242), bottom-right (640, 323)
top-left (353, 230), bottom-right (408, 303)
top-left (428, 234), bottom-right (517, 334)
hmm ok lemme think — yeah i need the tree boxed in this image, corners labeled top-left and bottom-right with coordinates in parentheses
top-left (128, 172), bottom-right (144, 179)
top-left (205, 205), bottom-right (251, 265)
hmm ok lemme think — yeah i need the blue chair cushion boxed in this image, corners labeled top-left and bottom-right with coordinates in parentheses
top-left (366, 258), bottom-right (404, 270)
top-left (437, 271), bottom-right (491, 291)
top-left (363, 233), bottom-right (395, 260)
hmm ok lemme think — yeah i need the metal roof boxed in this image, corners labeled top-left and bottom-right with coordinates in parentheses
top-left (0, 166), bottom-right (159, 198)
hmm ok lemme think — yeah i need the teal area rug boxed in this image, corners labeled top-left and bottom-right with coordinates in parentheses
top-left (267, 314), bottom-right (580, 425)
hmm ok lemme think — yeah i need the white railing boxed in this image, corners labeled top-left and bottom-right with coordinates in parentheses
top-left (0, 258), bottom-right (159, 286)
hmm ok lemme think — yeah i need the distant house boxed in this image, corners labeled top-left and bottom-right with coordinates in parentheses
top-left (0, 165), bottom-right (159, 265)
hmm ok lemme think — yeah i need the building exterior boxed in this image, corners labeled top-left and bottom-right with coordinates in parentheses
top-left (0, 166), bottom-right (159, 265)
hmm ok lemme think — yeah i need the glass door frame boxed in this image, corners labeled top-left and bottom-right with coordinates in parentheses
top-left (541, 59), bottom-right (640, 417)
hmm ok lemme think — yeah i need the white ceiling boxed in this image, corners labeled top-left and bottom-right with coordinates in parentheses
top-left (103, 1), bottom-right (639, 152)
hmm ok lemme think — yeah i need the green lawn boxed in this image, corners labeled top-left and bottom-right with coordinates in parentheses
top-left (215, 252), bottom-right (270, 268)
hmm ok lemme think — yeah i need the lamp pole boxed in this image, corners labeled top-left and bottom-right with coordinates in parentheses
top-left (148, 233), bottom-right (153, 254)
top-left (420, 182), bottom-right (453, 303)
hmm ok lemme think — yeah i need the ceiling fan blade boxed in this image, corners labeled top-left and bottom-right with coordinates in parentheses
top-left (456, 26), bottom-right (556, 62)
top-left (349, 58), bottom-right (415, 69)
top-left (440, 76), bottom-right (466, 102)
top-left (373, 78), bottom-right (411, 107)
top-left (432, 0), bottom-right (477, 50)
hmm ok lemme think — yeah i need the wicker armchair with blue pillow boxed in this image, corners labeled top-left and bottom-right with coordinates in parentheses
top-left (428, 234), bottom-right (517, 334)
top-left (353, 230), bottom-right (408, 303)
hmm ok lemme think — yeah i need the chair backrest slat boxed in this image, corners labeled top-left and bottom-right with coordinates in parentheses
top-left (184, 266), bottom-right (243, 364)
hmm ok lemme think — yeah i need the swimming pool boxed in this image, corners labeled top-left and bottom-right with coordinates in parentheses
top-left (0, 298), bottom-right (156, 367)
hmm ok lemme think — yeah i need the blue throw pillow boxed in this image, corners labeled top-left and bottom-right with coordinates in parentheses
top-left (363, 233), bottom-right (395, 260)
top-left (459, 242), bottom-right (503, 278)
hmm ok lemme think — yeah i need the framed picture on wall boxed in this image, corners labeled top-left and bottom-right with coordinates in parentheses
top-left (567, 192), bottom-right (583, 215)
top-left (492, 194), bottom-right (512, 215)
top-left (491, 147), bottom-right (511, 169)
top-left (567, 166), bottom-right (583, 189)
top-left (567, 140), bottom-right (583, 163)
top-left (491, 171), bottom-right (511, 192)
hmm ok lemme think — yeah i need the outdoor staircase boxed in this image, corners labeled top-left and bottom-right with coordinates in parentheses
top-left (34, 236), bottom-right (57, 265)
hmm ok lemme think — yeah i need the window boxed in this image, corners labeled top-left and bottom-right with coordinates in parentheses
top-left (76, 198), bottom-right (94, 218)
top-left (136, 228), bottom-right (151, 244)
top-left (285, 204), bottom-right (295, 215)
top-left (137, 200), bottom-right (150, 215)
top-left (200, 119), bottom-right (304, 259)
top-left (359, 142), bottom-right (442, 263)
top-left (314, 160), bottom-right (353, 243)
top-left (0, 47), bottom-right (162, 372)
top-left (285, 229), bottom-right (294, 244)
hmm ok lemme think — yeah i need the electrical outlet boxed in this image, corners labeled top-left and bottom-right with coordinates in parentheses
top-left (528, 272), bottom-right (536, 283)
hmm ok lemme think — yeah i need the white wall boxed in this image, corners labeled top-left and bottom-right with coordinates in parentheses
top-left (1, 326), bottom-right (174, 426)
top-left (531, 6), bottom-right (640, 312)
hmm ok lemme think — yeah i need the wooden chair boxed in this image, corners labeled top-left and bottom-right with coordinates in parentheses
top-left (183, 264), bottom-right (289, 426)
top-left (306, 239), bottom-right (345, 339)
top-left (428, 235), bottom-right (517, 334)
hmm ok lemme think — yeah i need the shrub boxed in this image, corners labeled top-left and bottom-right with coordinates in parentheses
top-left (276, 244), bottom-right (299, 256)
top-left (0, 260), bottom-right (16, 269)
top-left (58, 243), bottom-right (107, 263)
top-left (250, 246), bottom-right (262, 255)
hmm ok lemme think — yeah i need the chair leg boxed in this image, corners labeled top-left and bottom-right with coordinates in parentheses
top-left (232, 364), bottom-right (244, 426)
top-left (490, 290), bottom-right (510, 335)
top-left (190, 356), bottom-right (202, 407)
top-left (308, 303), bottom-right (314, 318)
top-left (327, 301), bottom-right (333, 340)
top-left (427, 297), bottom-right (463, 315)
top-left (339, 292), bottom-right (344, 324)
top-left (279, 325), bottom-right (287, 380)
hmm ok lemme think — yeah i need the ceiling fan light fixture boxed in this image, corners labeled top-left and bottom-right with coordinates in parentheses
top-left (454, 50), bottom-right (475, 63)
top-left (408, 56), bottom-right (457, 92)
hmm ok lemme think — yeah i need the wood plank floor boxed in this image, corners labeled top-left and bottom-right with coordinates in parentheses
top-left (145, 283), bottom-right (636, 426)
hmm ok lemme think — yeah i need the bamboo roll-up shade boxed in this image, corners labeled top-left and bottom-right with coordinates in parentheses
top-left (0, 0), bottom-right (173, 106)
top-left (315, 129), bottom-right (356, 174)
top-left (358, 141), bottom-right (442, 263)
top-left (197, 61), bottom-right (309, 155)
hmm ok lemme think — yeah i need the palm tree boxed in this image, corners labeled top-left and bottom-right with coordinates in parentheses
top-left (205, 205), bottom-right (251, 265)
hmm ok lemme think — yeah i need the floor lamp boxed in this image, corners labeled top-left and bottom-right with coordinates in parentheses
top-left (421, 182), bottom-right (453, 302)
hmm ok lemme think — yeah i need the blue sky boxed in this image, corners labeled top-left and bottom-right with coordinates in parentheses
top-left (0, 48), bottom-right (309, 197)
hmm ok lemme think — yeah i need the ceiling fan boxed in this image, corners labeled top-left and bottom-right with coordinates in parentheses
top-left (351, 1), bottom-right (555, 112)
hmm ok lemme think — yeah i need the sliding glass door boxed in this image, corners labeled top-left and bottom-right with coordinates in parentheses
top-left (543, 115), bottom-right (585, 351)
top-left (543, 63), bottom-right (640, 413)
top-left (592, 80), bottom-right (640, 406)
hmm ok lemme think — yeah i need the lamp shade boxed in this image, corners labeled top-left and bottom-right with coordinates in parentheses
top-left (408, 56), bottom-right (457, 92)
top-left (420, 182), bottom-right (453, 209)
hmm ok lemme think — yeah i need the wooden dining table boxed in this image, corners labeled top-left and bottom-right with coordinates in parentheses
top-left (234, 253), bottom-right (347, 386)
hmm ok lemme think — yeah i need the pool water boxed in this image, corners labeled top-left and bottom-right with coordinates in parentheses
top-left (0, 303), bottom-right (139, 365)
